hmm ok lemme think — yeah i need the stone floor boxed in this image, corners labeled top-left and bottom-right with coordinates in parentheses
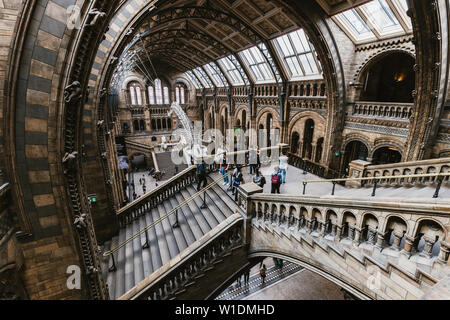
top-left (243, 268), bottom-right (346, 300)
top-left (217, 257), bottom-right (346, 301)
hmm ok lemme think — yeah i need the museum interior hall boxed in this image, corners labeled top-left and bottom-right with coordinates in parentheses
top-left (0, 0), bottom-right (449, 301)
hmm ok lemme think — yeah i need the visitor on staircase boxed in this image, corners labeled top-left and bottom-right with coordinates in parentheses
top-left (253, 169), bottom-right (266, 189)
top-left (197, 161), bottom-right (208, 191)
top-left (279, 152), bottom-right (288, 184)
top-left (271, 167), bottom-right (282, 194)
top-left (232, 166), bottom-right (244, 201)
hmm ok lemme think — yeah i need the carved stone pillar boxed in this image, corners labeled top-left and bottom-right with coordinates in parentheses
top-left (438, 242), bottom-right (449, 264)
top-left (348, 226), bottom-right (355, 240)
top-left (367, 228), bottom-right (377, 245)
top-left (401, 235), bottom-right (415, 258)
top-left (375, 232), bottom-right (386, 250)
top-left (320, 222), bottom-right (326, 236)
top-left (353, 228), bottom-right (361, 246)
top-left (391, 232), bottom-right (404, 251)
top-left (336, 226), bottom-right (342, 240)
top-left (420, 236), bottom-right (435, 258)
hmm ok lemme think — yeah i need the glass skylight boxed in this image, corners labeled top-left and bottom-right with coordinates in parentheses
top-left (274, 29), bottom-right (322, 79)
top-left (333, 0), bottom-right (412, 43)
top-left (185, 71), bottom-right (202, 89)
top-left (218, 56), bottom-right (245, 85)
top-left (240, 46), bottom-right (275, 82)
top-left (193, 67), bottom-right (213, 88)
top-left (203, 63), bottom-right (226, 87)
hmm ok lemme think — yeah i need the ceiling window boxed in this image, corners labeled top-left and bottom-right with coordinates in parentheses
top-left (193, 67), bottom-right (213, 88)
top-left (186, 71), bottom-right (202, 89)
top-left (274, 29), bottom-right (322, 79)
top-left (204, 63), bottom-right (226, 87)
top-left (218, 56), bottom-right (245, 85)
top-left (333, 0), bottom-right (412, 43)
top-left (240, 46), bottom-right (275, 83)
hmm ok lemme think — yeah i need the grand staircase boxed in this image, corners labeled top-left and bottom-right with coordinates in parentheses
top-left (101, 173), bottom-right (242, 300)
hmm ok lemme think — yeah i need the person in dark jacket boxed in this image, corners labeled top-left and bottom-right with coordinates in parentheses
top-left (197, 161), bottom-right (207, 191)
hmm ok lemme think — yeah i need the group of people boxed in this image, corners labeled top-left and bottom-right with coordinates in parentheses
top-left (218, 149), bottom-right (290, 198)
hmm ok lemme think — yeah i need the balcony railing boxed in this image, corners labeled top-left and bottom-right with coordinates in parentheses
top-left (351, 101), bottom-right (413, 120)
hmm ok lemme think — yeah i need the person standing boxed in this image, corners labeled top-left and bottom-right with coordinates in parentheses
top-left (253, 168), bottom-right (266, 189)
top-left (279, 152), bottom-right (288, 184)
top-left (260, 264), bottom-right (267, 285)
top-left (271, 167), bottom-right (282, 194)
top-left (197, 161), bottom-right (207, 191)
top-left (221, 154), bottom-right (229, 185)
top-left (249, 147), bottom-right (257, 175)
top-left (232, 166), bottom-right (244, 201)
top-left (244, 269), bottom-right (250, 285)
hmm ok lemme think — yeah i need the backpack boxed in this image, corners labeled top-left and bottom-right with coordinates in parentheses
top-left (271, 173), bottom-right (280, 184)
top-left (260, 268), bottom-right (266, 277)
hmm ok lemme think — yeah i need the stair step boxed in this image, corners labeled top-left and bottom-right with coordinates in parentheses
top-left (173, 192), bottom-right (205, 241)
top-left (156, 203), bottom-right (180, 259)
top-left (124, 219), bottom-right (135, 293)
top-left (150, 205), bottom-right (171, 265)
top-left (115, 228), bottom-right (126, 300)
top-left (179, 188), bottom-right (213, 234)
top-left (163, 198), bottom-right (191, 249)
top-left (132, 218), bottom-right (144, 291)
top-left (139, 215), bottom-right (153, 279)
top-left (144, 207), bottom-right (163, 272)
top-left (185, 185), bottom-right (220, 229)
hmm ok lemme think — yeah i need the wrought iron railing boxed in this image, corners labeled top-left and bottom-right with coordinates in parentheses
top-left (300, 172), bottom-right (450, 198)
top-left (288, 153), bottom-right (341, 180)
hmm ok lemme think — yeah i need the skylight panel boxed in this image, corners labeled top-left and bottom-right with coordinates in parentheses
top-left (185, 71), bottom-right (202, 89)
top-left (240, 46), bottom-right (275, 82)
top-left (218, 56), bottom-right (245, 85)
top-left (342, 9), bottom-right (372, 35)
top-left (204, 63), bottom-right (225, 87)
top-left (193, 67), bottom-right (213, 88)
top-left (273, 29), bottom-right (322, 80)
top-left (333, 0), bottom-right (412, 43)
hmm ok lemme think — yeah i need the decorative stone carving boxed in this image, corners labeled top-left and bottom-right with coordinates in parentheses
top-left (74, 214), bottom-right (88, 230)
top-left (62, 151), bottom-right (78, 174)
top-left (86, 9), bottom-right (106, 27)
top-left (64, 81), bottom-right (82, 103)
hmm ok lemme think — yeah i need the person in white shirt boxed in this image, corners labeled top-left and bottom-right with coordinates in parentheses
top-left (279, 152), bottom-right (289, 184)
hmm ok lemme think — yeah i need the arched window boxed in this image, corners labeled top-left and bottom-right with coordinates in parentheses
top-left (180, 87), bottom-right (185, 104)
top-left (136, 86), bottom-right (142, 105)
top-left (176, 87), bottom-right (180, 104)
top-left (129, 86), bottom-right (137, 105)
top-left (155, 79), bottom-right (163, 105)
top-left (163, 87), bottom-right (170, 104)
top-left (148, 86), bottom-right (155, 104)
top-left (175, 85), bottom-right (186, 104)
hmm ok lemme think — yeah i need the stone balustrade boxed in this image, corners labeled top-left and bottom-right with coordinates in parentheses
top-left (240, 192), bottom-right (449, 299)
top-left (363, 157), bottom-right (450, 186)
top-left (116, 166), bottom-right (197, 227)
top-left (288, 80), bottom-right (326, 98)
top-left (352, 101), bottom-right (413, 120)
top-left (247, 193), bottom-right (450, 266)
top-left (119, 214), bottom-right (244, 300)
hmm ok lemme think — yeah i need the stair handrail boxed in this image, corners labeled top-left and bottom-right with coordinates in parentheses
top-left (300, 172), bottom-right (450, 198)
top-left (104, 171), bottom-right (233, 258)
top-left (301, 172), bottom-right (450, 184)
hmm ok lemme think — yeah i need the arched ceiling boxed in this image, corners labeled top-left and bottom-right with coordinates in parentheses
top-left (112, 0), bottom-right (305, 81)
